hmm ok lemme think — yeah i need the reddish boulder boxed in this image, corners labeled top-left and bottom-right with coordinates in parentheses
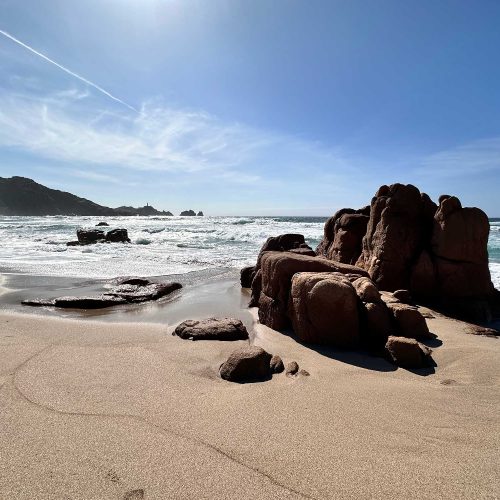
top-left (385, 336), bottom-right (433, 368)
top-left (356, 184), bottom-right (436, 291)
top-left (219, 346), bottom-right (272, 382)
top-left (256, 251), bottom-right (367, 330)
top-left (289, 272), bottom-right (360, 346)
top-left (386, 302), bottom-right (432, 339)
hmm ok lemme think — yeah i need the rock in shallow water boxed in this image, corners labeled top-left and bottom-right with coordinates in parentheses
top-left (219, 346), bottom-right (272, 382)
top-left (173, 318), bottom-right (249, 341)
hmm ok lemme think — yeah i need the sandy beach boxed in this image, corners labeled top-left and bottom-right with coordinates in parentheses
top-left (1, 288), bottom-right (499, 500)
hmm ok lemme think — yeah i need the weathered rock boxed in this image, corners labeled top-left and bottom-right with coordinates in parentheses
top-left (385, 336), bottom-right (433, 368)
top-left (393, 289), bottom-right (413, 304)
top-left (360, 301), bottom-right (393, 347)
top-left (289, 272), bottom-right (360, 346)
top-left (105, 228), bottom-right (130, 243)
top-left (180, 210), bottom-right (196, 216)
top-left (352, 276), bottom-right (380, 303)
top-left (285, 361), bottom-right (299, 375)
top-left (386, 302), bottom-right (432, 339)
top-left (270, 355), bottom-right (284, 373)
top-left (257, 251), bottom-right (367, 330)
top-left (249, 269), bottom-right (262, 307)
top-left (173, 318), bottom-right (249, 341)
top-left (53, 295), bottom-right (128, 309)
top-left (96, 221), bottom-right (109, 226)
top-left (219, 346), bottom-right (272, 382)
top-left (356, 184), bottom-right (436, 291)
top-left (431, 196), bottom-right (494, 298)
top-left (240, 266), bottom-right (256, 288)
top-left (107, 282), bottom-right (182, 302)
top-left (23, 281), bottom-right (182, 309)
top-left (77, 228), bottom-right (105, 245)
top-left (317, 210), bottom-right (370, 264)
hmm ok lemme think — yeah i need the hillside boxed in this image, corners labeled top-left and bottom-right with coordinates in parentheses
top-left (0, 177), bottom-right (172, 216)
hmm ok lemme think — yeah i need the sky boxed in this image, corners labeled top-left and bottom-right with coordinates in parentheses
top-left (0, 0), bottom-right (499, 216)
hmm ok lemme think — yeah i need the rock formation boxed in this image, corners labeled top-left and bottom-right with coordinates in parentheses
top-left (180, 210), bottom-right (197, 216)
top-left (315, 183), bottom-right (496, 320)
top-left (22, 279), bottom-right (182, 309)
top-left (67, 228), bottom-right (130, 246)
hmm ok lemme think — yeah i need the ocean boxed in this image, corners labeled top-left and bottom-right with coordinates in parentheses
top-left (0, 215), bottom-right (499, 290)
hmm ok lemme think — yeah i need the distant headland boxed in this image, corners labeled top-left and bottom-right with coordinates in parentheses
top-left (0, 177), bottom-right (202, 216)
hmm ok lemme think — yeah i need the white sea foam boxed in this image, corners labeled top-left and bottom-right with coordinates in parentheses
top-left (0, 215), bottom-right (499, 288)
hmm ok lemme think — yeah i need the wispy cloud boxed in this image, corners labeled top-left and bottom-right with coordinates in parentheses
top-left (417, 137), bottom-right (500, 177)
top-left (0, 29), bottom-right (137, 112)
top-left (0, 90), bottom-right (356, 188)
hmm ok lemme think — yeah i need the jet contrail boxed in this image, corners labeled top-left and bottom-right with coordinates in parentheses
top-left (0, 29), bottom-right (138, 112)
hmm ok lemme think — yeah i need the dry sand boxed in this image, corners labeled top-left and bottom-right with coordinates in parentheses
top-left (0, 304), bottom-right (499, 499)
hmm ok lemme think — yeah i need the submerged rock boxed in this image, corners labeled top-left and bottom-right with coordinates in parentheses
top-left (173, 318), bottom-right (249, 341)
top-left (22, 280), bottom-right (182, 310)
top-left (76, 228), bottom-right (105, 245)
top-left (96, 221), bottom-right (109, 226)
top-left (219, 346), bottom-right (272, 382)
top-left (105, 228), bottom-right (130, 243)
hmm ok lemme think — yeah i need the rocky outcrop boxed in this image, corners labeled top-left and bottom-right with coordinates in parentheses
top-left (289, 272), bottom-right (360, 346)
top-left (316, 207), bottom-right (370, 264)
top-left (67, 228), bottom-right (130, 246)
top-left (385, 336), bottom-right (433, 368)
top-left (256, 251), bottom-right (368, 330)
top-left (197, 211), bottom-right (204, 216)
top-left (105, 228), bottom-right (130, 243)
top-left (219, 346), bottom-right (272, 382)
top-left (180, 210), bottom-right (196, 216)
top-left (22, 279), bottom-right (182, 309)
top-left (173, 318), bottom-right (249, 341)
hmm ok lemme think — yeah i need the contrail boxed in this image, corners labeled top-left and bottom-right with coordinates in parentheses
top-left (0, 29), bottom-right (138, 112)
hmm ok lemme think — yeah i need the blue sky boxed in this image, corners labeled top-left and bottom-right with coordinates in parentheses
top-left (0, 0), bottom-right (499, 215)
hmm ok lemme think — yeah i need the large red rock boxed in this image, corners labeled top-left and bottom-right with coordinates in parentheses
top-left (431, 195), bottom-right (493, 297)
top-left (256, 251), bottom-right (368, 330)
top-left (356, 184), bottom-right (436, 291)
top-left (289, 272), bottom-right (360, 346)
top-left (385, 336), bottom-right (433, 368)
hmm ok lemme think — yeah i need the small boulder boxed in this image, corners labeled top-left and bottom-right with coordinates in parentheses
top-left (77, 228), bottom-right (105, 245)
top-left (270, 355), bottom-right (284, 373)
top-left (96, 221), bottom-right (109, 226)
top-left (240, 266), bottom-right (256, 288)
top-left (105, 228), bottom-right (130, 243)
top-left (219, 346), bottom-right (272, 382)
top-left (386, 302), bottom-right (432, 339)
top-left (174, 318), bottom-right (249, 341)
top-left (286, 361), bottom-right (299, 376)
top-left (385, 336), bottom-right (433, 368)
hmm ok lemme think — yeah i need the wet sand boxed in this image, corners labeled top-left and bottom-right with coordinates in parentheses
top-left (0, 282), bottom-right (499, 500)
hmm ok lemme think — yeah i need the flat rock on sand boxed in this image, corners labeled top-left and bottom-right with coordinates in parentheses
top-left (173, 317), bottom-right (249, 341)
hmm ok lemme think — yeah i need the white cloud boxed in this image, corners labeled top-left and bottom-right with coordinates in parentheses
top-left (418, 137), bottom-right (500, 177)
top-left (0, 89), bottom-right (356, 188)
